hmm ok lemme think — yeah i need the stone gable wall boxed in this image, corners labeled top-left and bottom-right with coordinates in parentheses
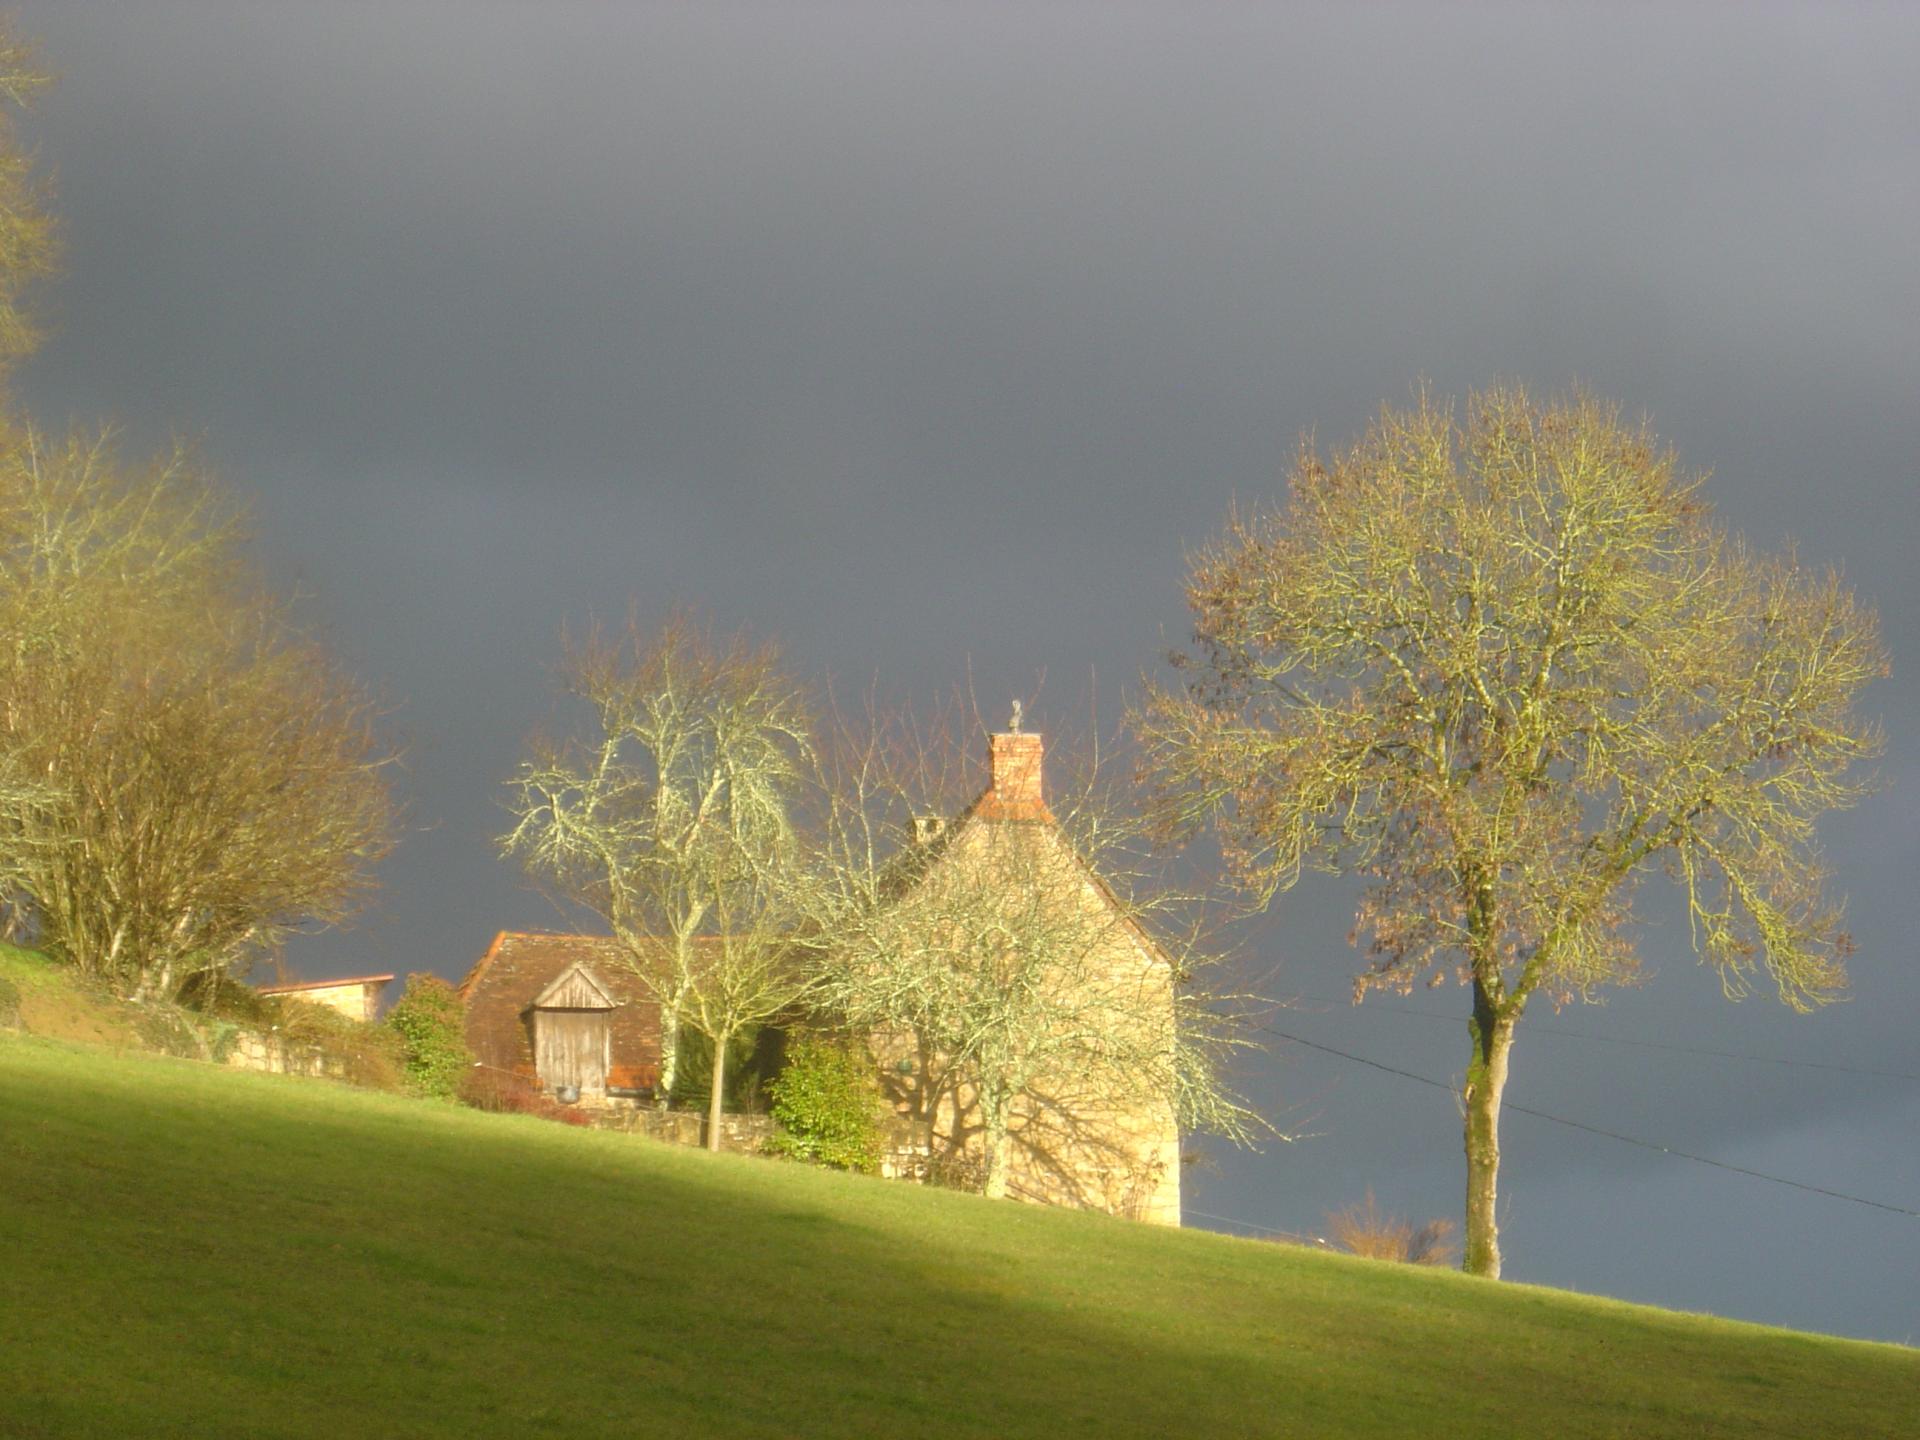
top-left (873, 820), bottom-right (1184, 1226)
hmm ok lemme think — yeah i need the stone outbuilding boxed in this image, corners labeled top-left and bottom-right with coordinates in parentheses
top-left (457, 933), bottom-right (663, 1101)
top-left (255, 973), bottom-right (394, 1024)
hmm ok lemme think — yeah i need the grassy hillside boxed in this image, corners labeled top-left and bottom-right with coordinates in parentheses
top-left (0, 943), bottom-right (151, 1050)
top-left (1, 1035), bottom-right (1914, 1438)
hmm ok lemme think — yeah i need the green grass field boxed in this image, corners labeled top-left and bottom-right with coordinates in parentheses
top-left (2, 1027), bottom-right (1916, 1437)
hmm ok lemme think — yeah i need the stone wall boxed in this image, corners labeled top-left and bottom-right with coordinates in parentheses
top-left (598, 1109), bottom-right (948, 1181)
top-left (225, 1030), bottom-right (348, 1080)
top-left (591, 1106), bottom-right (778, 1155)
top-left (879, 1117), bottom-right (933, 1183)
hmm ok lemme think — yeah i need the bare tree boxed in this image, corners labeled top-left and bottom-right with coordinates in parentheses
top-left (679, 864), bottom-right (812, 1151)
top-left (501, 611), bottom-right (813, 1127)
top-left (0, 26), bottom-right (59, 382)
top-left (1140, 386), bottom-right (1885, 1276)
top-left (0, 427), bottom-right (396, 1000)
top-left (0, 33), bottom-right (391, 1000)
top-left (807, 700), bottom-right (1258, 1205)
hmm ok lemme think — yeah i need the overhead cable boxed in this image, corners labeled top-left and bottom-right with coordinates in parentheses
top-left (1258, 1023), bottom-right (1920, 1220)
top-left (1288, 995), bottom-right (1919, 1083)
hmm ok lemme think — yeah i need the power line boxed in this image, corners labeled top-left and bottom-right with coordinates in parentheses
top-left (1184, 1207), bottom-right (1321, 1243)
top-left (1257, 1023), bottom-right (1920, 1220)
top-left (1288, 994), bottom-right (1920, 1083)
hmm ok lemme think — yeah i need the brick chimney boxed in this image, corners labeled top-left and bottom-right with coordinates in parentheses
top-left (987, 729), bottom-right (1045, 811)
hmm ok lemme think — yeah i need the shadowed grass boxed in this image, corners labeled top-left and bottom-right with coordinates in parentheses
top-left (1, 1033), bottom-right (1914, 1438)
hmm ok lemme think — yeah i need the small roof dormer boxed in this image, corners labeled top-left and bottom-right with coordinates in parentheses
top-left (528, 961), bottom-right (617, 1012)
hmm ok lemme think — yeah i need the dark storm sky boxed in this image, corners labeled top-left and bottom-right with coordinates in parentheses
top-left (14, 2), bottom-right (1916, 1343)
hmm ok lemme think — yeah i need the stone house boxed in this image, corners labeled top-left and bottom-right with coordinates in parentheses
top-left (868, 727), bottom-right (1183, 1226)
top-left (456, 725), bottom-right (1181, 1226)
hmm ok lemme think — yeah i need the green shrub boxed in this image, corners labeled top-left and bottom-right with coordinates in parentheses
top-left (272, 997), bottom-right (404, 1090)
top-left (766, 1033), bottom-right (885, 1174)
top-left (382, 973), bottom-right (472, 1099)
top-left (671, 1023), bottom-right (783, 1115)
top-left (131, 1004), bottom-right (207, 1059)
top-left (177, 969), bottom-right (279, 1025)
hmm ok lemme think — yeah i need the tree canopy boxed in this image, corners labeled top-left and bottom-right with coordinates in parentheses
top-left (1141, 386), bottom-right (1884, 1275)
top-left (0, 429), bottom-right (396, 1000)
top-left (501, 611), bottom-right (815, 1127)
top-left (0, 27), bottom-right (394, 1003)
top-left (0, 30), bottom-right (58, 381)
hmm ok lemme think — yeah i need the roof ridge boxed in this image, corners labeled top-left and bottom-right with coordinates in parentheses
top-left (258, 974), bottom-right (395, 992)
top-left (482, 930), bottom-right (630, 950)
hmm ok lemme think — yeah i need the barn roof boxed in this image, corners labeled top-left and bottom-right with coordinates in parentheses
top-left (257, 974), bottom-right (395, 994)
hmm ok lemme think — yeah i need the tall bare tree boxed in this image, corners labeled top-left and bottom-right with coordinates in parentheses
top-left (680, 879), bottom-right (809, 1151)
top-left (0, 428), bottom-right (396, 1000)
top-left (1140, 387), bottom-right (1884, 1276)
top-left (808, 702), bottom-right (1258, 1204)
top-left (501, 612), bottom-right (813, 1119)
top-left (0, 26), bottom-right (59, 384)
top-left (0, 26), bottom-right (391, 1001)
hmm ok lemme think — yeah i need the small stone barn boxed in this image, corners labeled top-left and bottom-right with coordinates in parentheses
top-left (458, 933), bottom-right (663, 1101)
top-left (256, 973), bottom-right (394, 1023)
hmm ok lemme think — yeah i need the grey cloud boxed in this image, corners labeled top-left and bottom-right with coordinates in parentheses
top-left (13, 0), bottom-right (1917, 1341)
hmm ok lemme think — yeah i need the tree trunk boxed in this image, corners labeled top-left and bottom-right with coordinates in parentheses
top-left (133, 956), bottom-right (174, 1006)
top-left (920, 1089), bottom-right (940, 1183)
top-left (1462, 979), bottom-right (1516, 1278)
top-left (918, 1041), bottom-right (940, 1182)
top-left (705, 1029), bottom-right (729, 1153)
top-left (980, 1097), bottom-right (1012, 1200)
top-left (656, 1002), bottom-right (680, 1108)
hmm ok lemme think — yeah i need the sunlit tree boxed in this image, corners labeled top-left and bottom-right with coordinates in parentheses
top-left (0, 25), bottom-right (393, 1002)
top-left (502, 611), bottom-right (813, 1131)
top-left (0, 430), bottom-right (395, 1000)
top-left (1140, 387), bottom-right (1884, 1276)
top-left (0, 26), bottom-right (59, 382)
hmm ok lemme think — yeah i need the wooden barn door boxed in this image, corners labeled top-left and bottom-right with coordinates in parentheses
top-left (534, 1009), bottom-right (610, 1095)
